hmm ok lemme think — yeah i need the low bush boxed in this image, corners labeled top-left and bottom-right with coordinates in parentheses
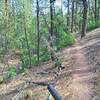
top-left (56, 32), bottom-right (76, 50)
top-left (7, 66), bottom-right (17, 78)
top-left (87, 20), bottom-right (100, 31)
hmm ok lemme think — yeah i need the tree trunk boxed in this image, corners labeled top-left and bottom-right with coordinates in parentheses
top-left (97, 0), bottom-right (100, 20)
top-left (23, 5), bottom-right (32, 68)
top-left (50, 0), bottom-right (54, 36)
top-left (61, 0), bottom-right (63, 15)
top-left (71, 0), bottom-right (74, 33)
top-left (94, 0), bottom-right (97, 23)
top-left (4, 0), bottom-right (8, 16)
top-left (4, 0), bottom-right (8, 52)
top-left (67, 0), bottom-right (70, 32)
top-left (36, 0), bottom-right (40, 63)
top-left (81, 0), bottom-right (88, 38)
top-left (75, 0), bottom-right (78, 31)
top-left (50, 0), bottom-right (55, 61)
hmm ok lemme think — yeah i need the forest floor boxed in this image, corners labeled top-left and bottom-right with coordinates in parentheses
top-left (0, 28), bottom-right (100, 100)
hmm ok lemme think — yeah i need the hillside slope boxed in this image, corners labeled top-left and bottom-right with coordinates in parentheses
top-left (0, 28), bottom-right (100, 100)
top-left (67, 28), bottom-right (100, 100)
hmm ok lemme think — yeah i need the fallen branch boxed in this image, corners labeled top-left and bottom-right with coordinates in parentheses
top-left (21, 75), bottom-right (58, 86)
top-left (21, 69), bottom-right (71, 87)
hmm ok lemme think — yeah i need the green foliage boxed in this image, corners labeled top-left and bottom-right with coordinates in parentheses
top-left (88, 20), bottom-right (96, 30)
top-left (53, 11), bottom-right (76, 50)
top-left (21, 68), bottom-right (28, 76)
top-left (0, 76), bottom-right (4, 84)
top-left (87, 20), bottom-right (100, 31)
top-left (31, 55), bottom-right (38, 65)
top-left (7, 66), bottom-right (17, 78)
top-left (56, 32), bottom-right (76, 50)
top-left (40, 47), bottom-right (51, 62)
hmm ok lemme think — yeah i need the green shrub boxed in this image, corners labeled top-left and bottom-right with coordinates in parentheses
top-left (87, 20), bottom-right (100, 31)
top-left (40, 47), bottom-right (51, 62)
top-left (20, 54), bottom-right (31, 69)
top-left (56, 32), bottom-right (76, 50)
top-left (31, 55), bottom-right (38, 65)
top-left (7, 66), bottom-right (17, 78)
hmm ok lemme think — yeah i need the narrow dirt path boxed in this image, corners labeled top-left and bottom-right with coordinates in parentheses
top-left (68, 41), bottom-right (96, 100)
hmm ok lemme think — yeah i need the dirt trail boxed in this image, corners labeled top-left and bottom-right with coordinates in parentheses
top-left (68, 41), bottom-right (96, 100)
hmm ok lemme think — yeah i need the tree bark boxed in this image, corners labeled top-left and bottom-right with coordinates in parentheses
top-left (67, 0), bottom-right (70, 32)
top-left (95, 0), bottom-right (97, 23)
top-left (23, 4), bottom-right (32, 68)
top-left (50, 0), bottom-right (55, 61)
top-left (36, 0), bottom-right (40, 63)
top-left (81, 0), bottom-right (88, 38)
top-left (75, 0), bottom-right (78, 31)
top-left (4, 0), bottom-right (8, 52)
top-left (71, 0), bottom-right (74, 33)
top-left (97, 0), bottom-right (100, 20)
top-left (50, 0), bottom-right (54, 36)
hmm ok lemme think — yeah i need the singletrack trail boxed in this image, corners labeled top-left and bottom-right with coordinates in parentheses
top-left (68, 40), bottom-right (96, 100)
